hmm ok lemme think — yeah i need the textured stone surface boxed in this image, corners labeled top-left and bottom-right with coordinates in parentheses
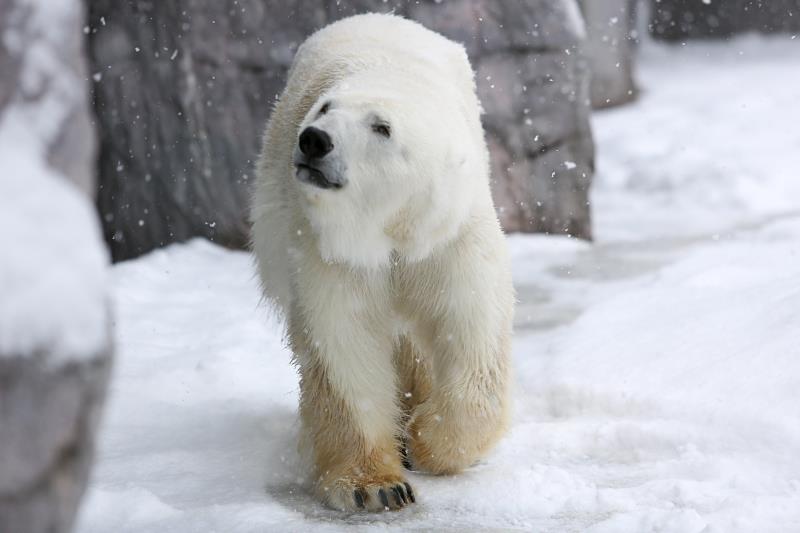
top-left (407, 0), bottom-right (595, 236)
top-left (0, 0), bottom-right (96, 196)
top-left (0, 355), bottom-right (111, 533)
top-left (650, 0), bottom-right (800, 41)
top-left (580, 0), bottom-right (638, 108)
top-left (90, 0), bottom-right (594, 261)
top-left (0, 0), bottom-right (112, 532)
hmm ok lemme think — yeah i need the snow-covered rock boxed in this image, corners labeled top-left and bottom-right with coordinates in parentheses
top-left (0, 0), bottom-right (112, 531)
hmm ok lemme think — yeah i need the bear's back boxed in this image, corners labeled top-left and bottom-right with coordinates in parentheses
top-left (286, 13), bottom-right (477, 111)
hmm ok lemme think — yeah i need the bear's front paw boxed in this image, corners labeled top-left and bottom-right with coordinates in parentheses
top-left (323, 475), bottom-right (415, 512)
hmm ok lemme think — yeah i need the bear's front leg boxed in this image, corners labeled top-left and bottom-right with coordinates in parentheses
top-left (289, 260), bottom-right (413, 512)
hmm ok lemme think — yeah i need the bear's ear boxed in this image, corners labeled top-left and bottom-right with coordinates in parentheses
top-left (446, 148), bottom-right (469, 171)
top-left (440, 149), bottom-right (473, 191)
top-left (445, 148), bottom-right (484, 193)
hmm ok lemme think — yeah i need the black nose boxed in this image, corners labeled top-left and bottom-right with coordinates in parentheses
top-left (299, 126), bottom-right (333, 159)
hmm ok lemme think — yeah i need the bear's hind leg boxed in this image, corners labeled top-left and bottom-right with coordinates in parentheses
top-left (399, 216), bottom-right (514, 475)
top-left (393, 336), bottom-right (432, 469)
top-left (405, 360), bottom-right (510, 475)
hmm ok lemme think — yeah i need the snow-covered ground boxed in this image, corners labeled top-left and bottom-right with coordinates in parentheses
top-left (76, 37), bottom-right (800, 532)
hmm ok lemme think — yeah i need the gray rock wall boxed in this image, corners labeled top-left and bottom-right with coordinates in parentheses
top-left (580, 0), bottom-right (638, 108)
top-left (90, 0), bottom-right (594, 261)
top-left (0, 0), bottom-right (112, 532)
top-left (408, 1), bottom-right (595, 237)
top-left (650, 0), bottom-right (800, 40)
top-left (0, 355), bottom-right (111, 533)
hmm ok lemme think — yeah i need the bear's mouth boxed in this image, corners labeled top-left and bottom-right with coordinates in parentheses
top-left (295, 163), bottom-right (342, 190)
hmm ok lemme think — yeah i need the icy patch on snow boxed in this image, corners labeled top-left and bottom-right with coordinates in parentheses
top-left (510, 218), bottom-right (800, 531)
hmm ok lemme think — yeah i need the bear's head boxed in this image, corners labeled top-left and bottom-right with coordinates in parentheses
top-left (292, 70), bottom-right (489, 269)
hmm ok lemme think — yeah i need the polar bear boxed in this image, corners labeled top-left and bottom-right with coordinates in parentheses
top-left (250, 13), bottom-right (513, 512)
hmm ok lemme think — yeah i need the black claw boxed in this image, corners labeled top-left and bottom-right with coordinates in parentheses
top-left (353, 488), bottom-right (365, 509)
top-left (395, 484), bottom-right (408, 504)
top-left (391, 486), bottom-right (403, 506)
top-left (404, 482), bottom-right (415, 503)
top-left (378, 488), bottom-right (390, 508)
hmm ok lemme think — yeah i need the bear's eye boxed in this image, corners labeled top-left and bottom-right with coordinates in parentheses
top-left (319, 102), bottom-right (330, 115)
top-left (371, 123), bottom-right (391, 138)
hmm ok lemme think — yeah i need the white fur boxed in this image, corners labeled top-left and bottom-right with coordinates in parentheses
top-left (251, 13), bottom-right (512, 459)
